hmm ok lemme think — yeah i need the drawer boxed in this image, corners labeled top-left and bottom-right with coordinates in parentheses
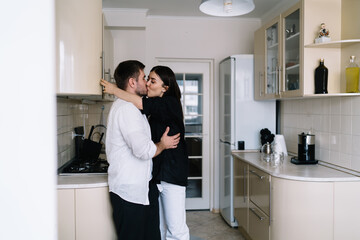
top-left (249, 165), bottom-right (270, 215)
top-left (249, 201), bottom-right (269, 240)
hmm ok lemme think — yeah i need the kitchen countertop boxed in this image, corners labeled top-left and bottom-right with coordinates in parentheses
top-left (57, 174), bottom-right (108, 189)
top-left (232, 151), bottom-right (360, 182)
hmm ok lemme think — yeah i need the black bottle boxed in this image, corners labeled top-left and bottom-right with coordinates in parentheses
top-left (314, 58), bottom-right (328, 94)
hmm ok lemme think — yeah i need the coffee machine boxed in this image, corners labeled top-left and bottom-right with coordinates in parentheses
top-left (291, 132), bottom-right (318, 164)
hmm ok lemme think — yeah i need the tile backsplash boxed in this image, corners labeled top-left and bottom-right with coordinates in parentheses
top-left (280, 95), bottom-right (360, 172)
top-left (56, 98), bottom-right (111, 168)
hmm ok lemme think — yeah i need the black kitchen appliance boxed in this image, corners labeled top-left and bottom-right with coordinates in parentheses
top-left (291, 132), bottom-right (318, 164)
top-left (59, 126), bottom-right (108, 175)
top-left (81, 125), bottom-right (103, 162)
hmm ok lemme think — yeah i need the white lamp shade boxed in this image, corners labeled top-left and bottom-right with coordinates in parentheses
top-left (199, 0), bottom-right (255, 17)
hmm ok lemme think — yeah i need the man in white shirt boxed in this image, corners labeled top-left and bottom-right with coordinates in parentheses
top-left (106, 60), bottom-right (179, 240)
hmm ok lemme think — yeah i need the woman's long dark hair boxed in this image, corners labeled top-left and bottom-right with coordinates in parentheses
top-left (150, 65), bottom-right (184, 119)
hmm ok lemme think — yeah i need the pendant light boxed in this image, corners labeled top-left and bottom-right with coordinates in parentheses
top-left (199, 0), bottom-right (255, 17)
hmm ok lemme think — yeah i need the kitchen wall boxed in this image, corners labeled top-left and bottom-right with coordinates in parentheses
top-left (57, 98), bottom-right (112, 168)
top-left (281, 95), bottom-right (360, 172)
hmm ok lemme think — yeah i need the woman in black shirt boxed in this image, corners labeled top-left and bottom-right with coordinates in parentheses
top-left (101, 66), bottom-right (189, 240)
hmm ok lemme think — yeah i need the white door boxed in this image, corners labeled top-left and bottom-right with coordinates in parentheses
top-left (155, 58), bottom-right (213, 210)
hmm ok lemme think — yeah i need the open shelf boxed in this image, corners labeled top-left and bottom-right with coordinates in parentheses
top-left (279, 92), bottom-right (360, 100)
top-left (305, 39), bottom-right (360, 48)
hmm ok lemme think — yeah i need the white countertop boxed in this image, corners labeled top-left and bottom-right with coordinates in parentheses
top-left (232, 151), bottom-right (360, 182)
top-left (57, 174), bottom-right (108, 189)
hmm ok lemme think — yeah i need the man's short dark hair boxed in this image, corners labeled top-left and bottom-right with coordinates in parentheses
top-left (113, 60), bottom-right (145, 90)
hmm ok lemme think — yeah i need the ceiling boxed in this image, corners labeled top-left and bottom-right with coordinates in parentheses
top-left (102, 0), bottom-right (284, 18)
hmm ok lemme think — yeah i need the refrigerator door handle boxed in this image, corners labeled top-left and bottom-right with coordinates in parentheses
top-left (220, 139), bottom-right (234, 145)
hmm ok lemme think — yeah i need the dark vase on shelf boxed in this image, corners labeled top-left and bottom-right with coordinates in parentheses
top-left (314, 58), bottom-right (328, 94)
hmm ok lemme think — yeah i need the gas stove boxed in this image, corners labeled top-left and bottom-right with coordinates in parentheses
top-left (59, 158), bottom-right (109, 175)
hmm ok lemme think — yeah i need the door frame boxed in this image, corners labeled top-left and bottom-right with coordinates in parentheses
top-left (155, 57), bottom-right (215, 210)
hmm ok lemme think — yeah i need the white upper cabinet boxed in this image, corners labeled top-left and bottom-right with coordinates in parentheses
top-left (56, 0), bottom-right (102, 96)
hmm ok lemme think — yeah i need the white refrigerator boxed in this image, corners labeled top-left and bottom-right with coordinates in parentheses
top-left (219, 54), bottom-right (276, 227)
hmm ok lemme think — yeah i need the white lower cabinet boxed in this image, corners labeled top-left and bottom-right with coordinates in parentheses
top-left (270, 177), bottom-right (333, 240)
top-left (58, 189), bottom-right (76, 240)
top-left (57, 187), bottom-right (116, 240)
top-left (233, 155), bottom-right (360, 240)
top-left (334, 182), bottom-right (360, 240)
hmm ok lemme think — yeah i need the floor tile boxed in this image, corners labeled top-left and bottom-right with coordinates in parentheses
top-left (187, 211), bottom-right (245, 240)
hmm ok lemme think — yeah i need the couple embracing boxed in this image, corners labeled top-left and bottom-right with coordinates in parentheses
top-left (103, 60), bottom-right (189, 240)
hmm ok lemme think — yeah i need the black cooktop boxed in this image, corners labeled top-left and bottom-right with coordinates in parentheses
top-left (60, 158), bottom-right (109, 175)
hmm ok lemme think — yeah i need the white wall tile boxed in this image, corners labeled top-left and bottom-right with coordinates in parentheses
top-left (341, 115), bottom-right (352, 134)
top-left (56, 98), bottom-right (106, 168)
top-left (330, 134), bottom-right (340, 152)
top-left (352, 135), bottom-right (360, 156)
top-left (351, 96), bottom-right (360, 116)
top-left (340, 134), bottom-right (352, 155)
top-left (330, 115), bottom-right (341, 133)
top-left (311, 98), bottom-right (323, 115)
top-left (280, 96), bottom-right (360, 172)
top-left (338, 153), bottom-right (351, 168)
top-left (322, 98), bottom-right (331, 115)
top-left (340, 97), bottom-right (352, 115)
top-left (352, 116), bottom-right (360, 135)
top-left (330, 98), bottom-right (341, 115)
top-left (329, 151), bottom-right (340, 165)
top-left (351, 155), bottom-right (360, 172)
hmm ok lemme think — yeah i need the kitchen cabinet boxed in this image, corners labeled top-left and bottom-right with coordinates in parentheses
top-left (270, 177), bottom-right (334, 240)
top-left (56, 0), bottom-right (103, 96)
top-left (101, 16), bottom-right (115, 101)
top-left (58, 189), bottom-right (76, 240)
top-left (255, 0), bottom-right (360, 100)
top-left (333, 182), bottom-right (360, 239)
top-left (248, 165), bottom-right (270, 240)
top-left (57, 187), bottom-right (116, 240)
top-left (254, 27), bottom-right (266, 99)
top-left (255, 3), bottom-right (301, 100)
top-left (232, 151), bottom-right (360, 240)
top-left (234, 158), bottom-right (248, 233)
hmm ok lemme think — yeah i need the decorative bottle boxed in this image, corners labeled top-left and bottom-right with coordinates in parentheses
top-left (346, 56), bottom-right (360, 93)
top-left (314, 58), bottom-right (328, 94)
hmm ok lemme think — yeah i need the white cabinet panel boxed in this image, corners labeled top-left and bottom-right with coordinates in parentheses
top-left (271, 177), bottom-right (333, 240)
top-left (58, 189), bottom-right (76, 240)
top-left (57, 187), bottom-right (116, 240)
top-left (76, 187), bottom-right (116, 240)
top-left (334, 182), bottom-right (360, 240)
top-left (56, 0), bottom-right (102, 95)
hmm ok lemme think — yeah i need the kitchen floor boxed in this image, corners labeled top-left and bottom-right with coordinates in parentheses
top-left (187, 211), bottom-right (245, 240)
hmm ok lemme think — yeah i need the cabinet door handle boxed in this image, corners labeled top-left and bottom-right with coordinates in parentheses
top-left (249, 170), bottom-right (265, 180)
top-left (259, 72), bottom-right (263, 96)
top-left (278, 66), bottom-right (282, 94)
top-left (250, 208), bottom-right (265, 221)
top-left (243, 166), bottom-right (247, 202)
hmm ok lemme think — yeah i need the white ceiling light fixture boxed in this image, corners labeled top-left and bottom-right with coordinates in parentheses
top-left (199, 0), bottom-right (255, 17)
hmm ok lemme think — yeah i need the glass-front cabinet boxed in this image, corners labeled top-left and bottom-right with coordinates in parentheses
top-left (254, 2), bottom-right (302, 100)
top-left (265, 18), bottom-right (280, 98)
top-left (281, 6), bottom-right (302, 97)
